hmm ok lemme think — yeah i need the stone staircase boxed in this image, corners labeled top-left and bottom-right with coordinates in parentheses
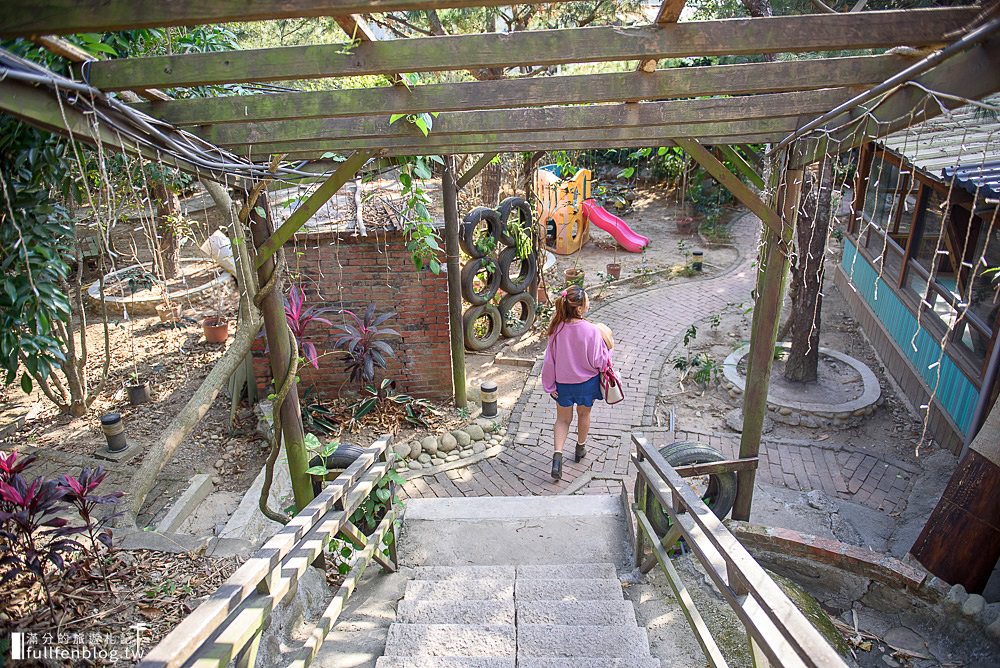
top-left (375, 563), bottom-right (659, 668)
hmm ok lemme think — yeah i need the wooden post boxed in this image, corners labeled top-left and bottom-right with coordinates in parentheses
top-left (246, 192), bottom-right (315, 512)
top-left (442, 156), bottom-right (467, 408)
top-left (731, 159), bottom-right (803, 521)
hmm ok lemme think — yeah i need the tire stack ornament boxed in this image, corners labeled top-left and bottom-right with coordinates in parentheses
top-left (460, 197), bottom-right (539, 351)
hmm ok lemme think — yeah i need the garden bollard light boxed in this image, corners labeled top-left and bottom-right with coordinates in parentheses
top-left (100, 412), bottom-right (128, 453)
top-left (692, 249), bottom-right (704, 272)
top-left (481, 381), bottom-right (498, 417)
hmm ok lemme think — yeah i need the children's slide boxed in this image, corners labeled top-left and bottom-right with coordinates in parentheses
top-left (581, 199), bottom-right (650, 253)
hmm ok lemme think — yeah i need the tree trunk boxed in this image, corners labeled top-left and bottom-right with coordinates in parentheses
top-left (784, 158), bottom-right (834, 383)
top-left (521, 151), bottom-right (545, 204)
top-left (480, 161), bottom-right (502, 208)
top-left (740, 0), bottom-right (776, 62)
top-left (152, 182), bottom-right (182, 280)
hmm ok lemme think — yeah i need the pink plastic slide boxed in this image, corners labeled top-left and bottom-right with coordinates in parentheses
top-left (582, 199), bottom-right (650, 253)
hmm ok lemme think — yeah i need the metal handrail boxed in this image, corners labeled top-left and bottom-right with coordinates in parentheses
top-left (138, 436), bottom-right (399, 668)
top-left (631, 432), bottom-right (848, 668)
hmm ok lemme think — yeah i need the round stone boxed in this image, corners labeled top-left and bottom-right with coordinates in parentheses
top-left (417, 453), bottom-right (432, 464)
top-left (393, 442), bottom-right (412, 459)
top-left (465, 424), bottom-right (486, 441)
top-left (452, 429), bottom-right (472, 446)
top-left (474, 417), bottom-right (494, 431)
top-left (472, 441), bottom-right (487, 454)
top-left (431, 457), bottom-right (444, 466)
top-left (778, 406), bottom-right (793, 416)
top-left (421, 435), bottom-right (438, 456)
top-left (962, 594), bottom-right (986, 617)
top-left (214, 459), bottom-right (224, 469)
top-left (408, 461), bottom-right (423, 470)
top-left (408, 441), bottom-right (422, 459)
top-left (460, 449), bottom-right (474, 458)
top-left (724, 409), bottom-right (773, 434)
top-left (445, 454), bottom-right (460, 462)
top-left (439, 433), bottom-right (459, 453)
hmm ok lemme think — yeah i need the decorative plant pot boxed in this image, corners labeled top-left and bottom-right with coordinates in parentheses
top-left (564, 268), bottom-right (585, 287)
top-left (676, 216), bottom-right (696, 235)
top-left (606, 263), bottom-right (622, 280)
top-left (127, 381), bottom-right (151, 406)
top-left (203, 317), bottom-right (229, 343)
top-left (156, 302), bottom-right (182, 324)
top-left (536, 285), bottom-right (549, 304)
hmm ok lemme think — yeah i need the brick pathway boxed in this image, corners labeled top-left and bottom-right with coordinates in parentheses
top-left (402, 213), bottom-right (915, 515)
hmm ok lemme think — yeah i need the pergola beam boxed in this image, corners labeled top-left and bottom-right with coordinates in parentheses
top-left (254, 150), bottom-right (376, 268)
top-left (132, 54), bottom-right (913, 126)
top-left (0, 0), bottom-right (582, 37)
top-left (271, 132), bottom-right (790, 159)
top-left (456, 152), bottom-right (499, 189)
top-left (655, 0), bottom-right (687, 23)
top-left (232, 117), bottom-right (800, 156)
top-left (200, 89), bottom-right (852, 147)
top-left (83, 9), bottom-right (971, 91)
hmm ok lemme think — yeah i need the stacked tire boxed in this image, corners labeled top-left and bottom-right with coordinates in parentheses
top-left (461, 197), bottom-right (539, 351)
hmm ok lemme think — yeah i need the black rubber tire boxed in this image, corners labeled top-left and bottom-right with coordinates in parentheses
top-left (499, 292), bottom-right (537, 338)
top-left (309, 442), bottom-right (365, 495)
top-left (497, 197), bottom-right (535, 247)
top-left (460, 207), bottom-right (502, 259)
top-left (463, 303), bottom-right (503, 351)
top-left (497, 246), bottom-right (538, 295)
top-left (640, 441), bottom-right (739, 538)
top-left (461, 256), bottom-right (501, 306)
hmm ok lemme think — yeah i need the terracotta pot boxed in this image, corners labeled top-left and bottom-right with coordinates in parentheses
top-left (536, 285), bottom-right (549, 304)
top-left (156, 302), bottom-right (182, 323)
top-left (606, 263), bottom-right (622, 280)
top-left (203, 317), bottom-right (229, 343)
top-left (127, 381), bottom-right (151, 406)
top-left (676, 216), bottom-right (696, 234)
top-left (564, 268), bottom-right (585, 287)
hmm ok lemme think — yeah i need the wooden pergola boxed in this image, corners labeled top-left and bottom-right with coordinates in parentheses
top-left (2, 0), bottom-right (999, 584)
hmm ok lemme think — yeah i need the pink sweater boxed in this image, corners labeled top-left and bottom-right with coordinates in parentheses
top-left (541, 319), bottom-right (612, 394)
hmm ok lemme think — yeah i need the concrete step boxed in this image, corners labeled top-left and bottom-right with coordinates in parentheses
top-left (412, 565), bottom-right (515, 581)
top-left (383, 623), bottom-right (515, 658)
top-left (375, 658), bottom-right (515, 668)
top-left (517, 563), bottom-right (617, 580)
top-left (519, 659), bottom-right (660, 668)
top-left (517, 624), bottom-right (653, 661)
top-left (405, 579), bottom-right (513, 601)
top-left (397, 599), bottom-right (515, 625)
top-left (516, 600), bottom-right (637, 626)
top-left (515, 578), bottom-right (624, 602)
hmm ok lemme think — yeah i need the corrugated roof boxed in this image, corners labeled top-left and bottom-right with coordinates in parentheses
top-left (882, 93), bottom-right (1000, 199)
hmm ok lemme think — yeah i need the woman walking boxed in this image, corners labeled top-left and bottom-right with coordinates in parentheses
top-left (541, 285), bottom-right (615, 480)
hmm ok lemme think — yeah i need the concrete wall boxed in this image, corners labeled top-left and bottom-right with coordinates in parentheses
top-left (253, 228), bottom-right (454, 402)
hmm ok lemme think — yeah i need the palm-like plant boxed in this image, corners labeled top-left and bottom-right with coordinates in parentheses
top-left (284, 284), bottom-right (334, 369)
top-left (333, 304), bottom-right (400, 383)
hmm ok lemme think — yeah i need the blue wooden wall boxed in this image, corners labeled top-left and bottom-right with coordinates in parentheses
top-left (841, 239), bottom-right (979, 434)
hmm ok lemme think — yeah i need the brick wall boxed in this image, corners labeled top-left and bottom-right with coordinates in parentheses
top-left (253, 228), bottom-right (454, 402)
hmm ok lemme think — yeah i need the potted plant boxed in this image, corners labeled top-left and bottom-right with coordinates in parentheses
top-left (125, 323), bottom-right (150, 405)
top-left (676, 205), bottom-right (696, 235)
top-left (156, 297), bottom-right (182, 324)
top-left (564, 264), bottom-right (584, 287)
top-left (203, 279), bottom-right (229, 343)
top-left (606, 247), bottom-right (621, 280)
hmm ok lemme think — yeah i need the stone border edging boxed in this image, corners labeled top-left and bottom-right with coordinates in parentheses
top-left (402, 443), bottom-right (506, 480)
top-left (722, 342), bottom-right (881, 427)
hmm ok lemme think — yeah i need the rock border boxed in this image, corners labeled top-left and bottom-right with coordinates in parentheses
top-left (390, 416), bottom-right (507, 476)
top-left (722, 342), bottom-right (881, 428)
top-left (87, 260), bottom-right (234, 314)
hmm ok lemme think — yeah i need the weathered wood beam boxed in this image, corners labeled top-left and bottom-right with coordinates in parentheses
top-left (331, 14), bottom-right (404, 85)
top-left (234, 118), bottom-right (799, 155)
top-left (442, 157), bottom-right (466, 408)
top-left (456, 152), bottom-right (498, 189)
top-left (200, 89), bottom-right (852, 147)
top-left (717, 144), bottom-right (765, 189)
top-left (673, 137), bottom-right (781, 235)
top-left (0, 77), bottom-right (237, 184)
top-left (84, 9), bottom-right (970, 91)
top-left (655, 0), bottom-right (687, 23)
top-left (254, 150), bottom-right (375, 268)
top-left (792, 36), bottom-right (1000, 167)
top-left (132, 54), bottom-right (912, 126)
top-left (30, 35), bottom-right (171, 102)
top-left (0, 0), bottom-right (584, 37)
top-left (275, 132), bottom-right (790, 159)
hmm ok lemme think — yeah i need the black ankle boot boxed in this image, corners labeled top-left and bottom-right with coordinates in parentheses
top-left (551, 452), bottom-right (563, 480)
top-left (575, 441), bottom-right (587, 463)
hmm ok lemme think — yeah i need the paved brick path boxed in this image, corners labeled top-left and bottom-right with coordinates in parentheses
top-left (402, 213), bottom-right (915, 515)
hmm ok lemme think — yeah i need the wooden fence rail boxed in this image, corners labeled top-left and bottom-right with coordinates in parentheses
top-left (139, 436), bottom-right (398, 668)
top-left (630, 433), bottom-right (848, 668)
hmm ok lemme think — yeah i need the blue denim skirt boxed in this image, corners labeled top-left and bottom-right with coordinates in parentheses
top-left (554, 374), bottom-right (603, 408)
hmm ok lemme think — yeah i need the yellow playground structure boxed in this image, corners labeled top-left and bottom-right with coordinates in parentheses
top-left (535, 165), bottom-right (592, 256)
